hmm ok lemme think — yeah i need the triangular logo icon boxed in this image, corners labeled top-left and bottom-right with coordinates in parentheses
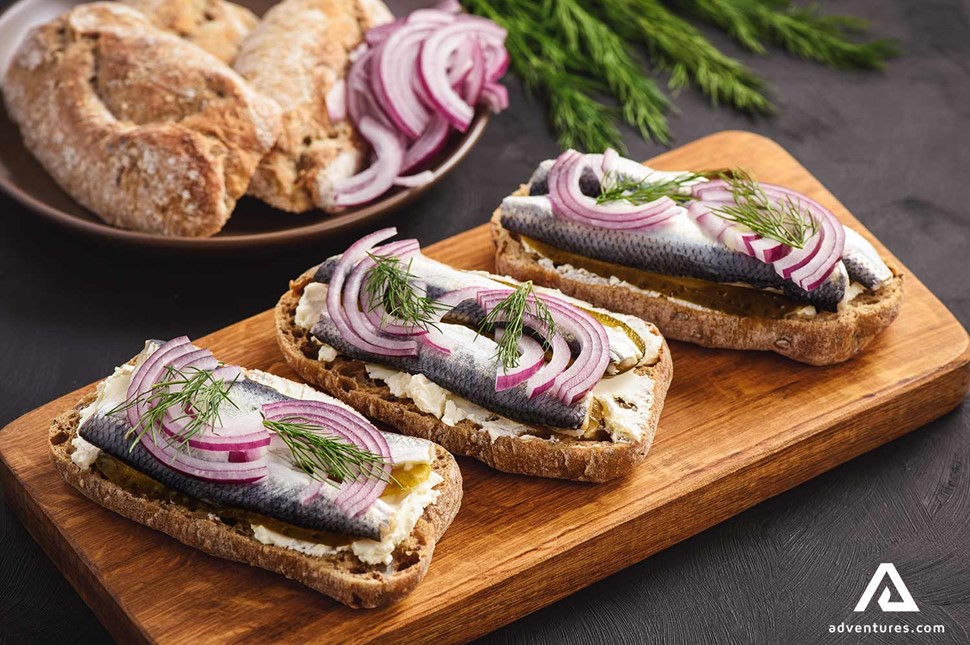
top-left (854, 563), bottom-right (919, 612)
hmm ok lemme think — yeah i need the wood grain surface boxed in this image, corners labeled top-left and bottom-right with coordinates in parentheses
top-left (0, 131), bottom-right (968, 643)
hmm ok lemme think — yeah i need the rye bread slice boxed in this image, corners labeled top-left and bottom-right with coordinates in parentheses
top-left (49, 383), bottom-right (462, 609)
top-left (276, 271), bottom-right (673, 483)
top-left (491, 188), bottom-right (903, 366)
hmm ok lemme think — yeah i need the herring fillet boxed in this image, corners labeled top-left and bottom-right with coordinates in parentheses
top-left (500, 195), bottom-right (849, 311)
top-left (78, 378), bottom-right (391, 540)
top-left (310, 315), bottom-right (589, 428)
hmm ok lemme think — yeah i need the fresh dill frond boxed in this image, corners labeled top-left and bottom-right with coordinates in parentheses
top-left (263, 416), bottom-right (398, 486)
top-left (597, 0), bottom-right (774, 114)
top-left (711, 169), bottom-right (818, 249)
top-left (363, 253), bottom-right (445, 332)
top-left (477, 281), bottom-right (556, 370)
top-left (596, 170), bottom-right (705, 205)
top-left (672, 0), bottom-right (899, 70)
top-left (107, 366), bottom-right (239, 452)
top-left (459, 0), bottom-right (894, 149)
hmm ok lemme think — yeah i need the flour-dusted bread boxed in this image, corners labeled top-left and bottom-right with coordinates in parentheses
top-left (233, 0), bottom-right (393, 213)
top-left (2, 3), bottom-right (282, 237)
top-left (492, 187), bottom-right (904, 366)
top-left (120, 0), bottom-right (258, 63)
top-left (49, 366), bottom-right (462, 608)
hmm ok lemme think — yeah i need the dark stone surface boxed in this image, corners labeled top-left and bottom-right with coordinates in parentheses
top-left (1, 0), bottom-right (968, 642)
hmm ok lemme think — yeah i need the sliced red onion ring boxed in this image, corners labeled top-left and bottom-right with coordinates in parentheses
top-left (460, 39), bottom-right (486, 105)
top-left (479, 82), bottom-right (508, 112)
top-left (402, 114), bottom-right (450, 173)
top-left (126, 337), bottom-right (192, 430)
top-left (548, 150), bottom-right (680, 230)
top-left (526, 332), bottom-right (570, 399)
top-left (418, 17), bottom-right (507, 131)
top-left (373, 22), bottom-right (434, 138)
top-left (333, 117), bottom-right (405, 207)
top-left (141, 427), bottom-right (268, 484)
top-left (326, 228), bottom-right (420, 357)
top-left (477, 289), bottom-right (610, 405)
top-left (690, 179), bottom-right (844, 291)
top-left (493, 329), bottom-right (546, 391)
top-left (262, 400), bottom-right (391, 518)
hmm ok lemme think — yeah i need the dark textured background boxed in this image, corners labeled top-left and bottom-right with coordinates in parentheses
top-left (1, 0), bottom-right (969, 642)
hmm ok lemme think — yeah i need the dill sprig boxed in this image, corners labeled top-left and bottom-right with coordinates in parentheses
top-left (596, 170), bottom-right (706, 205)
top-left (598, 0), bottom-right (773, 113)
top-left (460, 0), bottom-right (896, 151)
top-left (477, 281), bottom-right (556, 370)
top-left (106, 366), bottom-right (239, 452)
top-left (672, 0), bottom-right (899, 69)
top-left (363, 253), bottom-right (445, 332)
top-left (712, 169), bottom-right (818, 248)
top-left (263, 416), bottom-right (398, 486)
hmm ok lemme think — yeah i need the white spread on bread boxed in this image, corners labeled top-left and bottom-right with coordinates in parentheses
top-left (72, 345), bottom-right (440, 565)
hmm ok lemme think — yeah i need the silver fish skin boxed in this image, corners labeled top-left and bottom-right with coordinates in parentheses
top-left (311, 313), bottom-right (589, 428)
top-left (501, 194), bottom-right (848, 311)
top-left (842, 226), bottom-right (893, 290)
top-left (78, 377), bottom-right (391, 540)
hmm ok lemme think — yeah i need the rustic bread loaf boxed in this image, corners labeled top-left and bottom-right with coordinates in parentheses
top-left (120, 0), bottom-right (258, 63)
top-left (3, 3), bottom-right (282, 237)
top-left (233, 0), bottom-right (393, 213)
top-left (49, 386), bottom-right (462, 608)
top-left (491, 188), bottom-right (904, 366)
top-left (276, 270), bottom-right (674, 483)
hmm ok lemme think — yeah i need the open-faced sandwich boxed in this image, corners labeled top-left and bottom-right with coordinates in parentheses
top-left (50, 337), bottom-right (461, 608)
top-left (492, 149), bottom-right (903, 365)
top-left (276, 228), bottom-right (672, 482)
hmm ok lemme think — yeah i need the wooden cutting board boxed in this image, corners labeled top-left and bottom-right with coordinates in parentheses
top-left (2, 131), bottom-right (968, 644)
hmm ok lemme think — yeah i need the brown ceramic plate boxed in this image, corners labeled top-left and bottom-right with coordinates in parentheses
top-left (0, 0), bottom-right (490, 251)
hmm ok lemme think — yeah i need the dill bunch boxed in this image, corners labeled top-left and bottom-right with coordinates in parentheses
top-left (461, 0), bottom-right (896, 151)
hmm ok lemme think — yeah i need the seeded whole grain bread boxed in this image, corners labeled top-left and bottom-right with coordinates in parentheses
top-left (491, 187), bottom-right (904, 366)
top-left (276, 270), bottom-right (674, 483)
top-left (120, 0), bottom-right (258, 63)
top-left (2, 3), bottom-right (282, 237)
top-left (233, 0), bottom-right (393, 213)
top-left (49, 383), bottom-right (462, 608)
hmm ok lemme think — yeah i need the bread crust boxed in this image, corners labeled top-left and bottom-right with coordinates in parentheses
top-left (2, 3), bottom-right (282, 237)
top-left (233, 0), bottom-right (393, 213)
top-left (49, 387), bottom-right (462, 609)
top-left (491, 191), bottom-right (903, 366)
top-left (120, 0), bottom-right (259, 63)
top-left (275, 271), bottom-right (673, 483)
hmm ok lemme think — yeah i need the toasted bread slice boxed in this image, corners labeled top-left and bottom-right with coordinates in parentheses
top-left (276, 270), bottom-right (673, 483)
top-left (49, 375), bottom-right (462, 609)
top-left (491, 188), bottom-right (903, 366)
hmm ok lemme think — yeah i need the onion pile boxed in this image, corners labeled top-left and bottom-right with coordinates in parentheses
top-left (328, 5), bottom-right (509, 206)
top-left (262, 400), bottom-right (392, 518)
top-left (688, 180), bottom-right (846, 292)
top-left (327, 227), bottom-right (454, 357)
top-left (547, 149), bottom-right (682, 230)
top-left (125, 337), bottom-right (270, 484)
top-left (475, 289), bottom-right (610, 405)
